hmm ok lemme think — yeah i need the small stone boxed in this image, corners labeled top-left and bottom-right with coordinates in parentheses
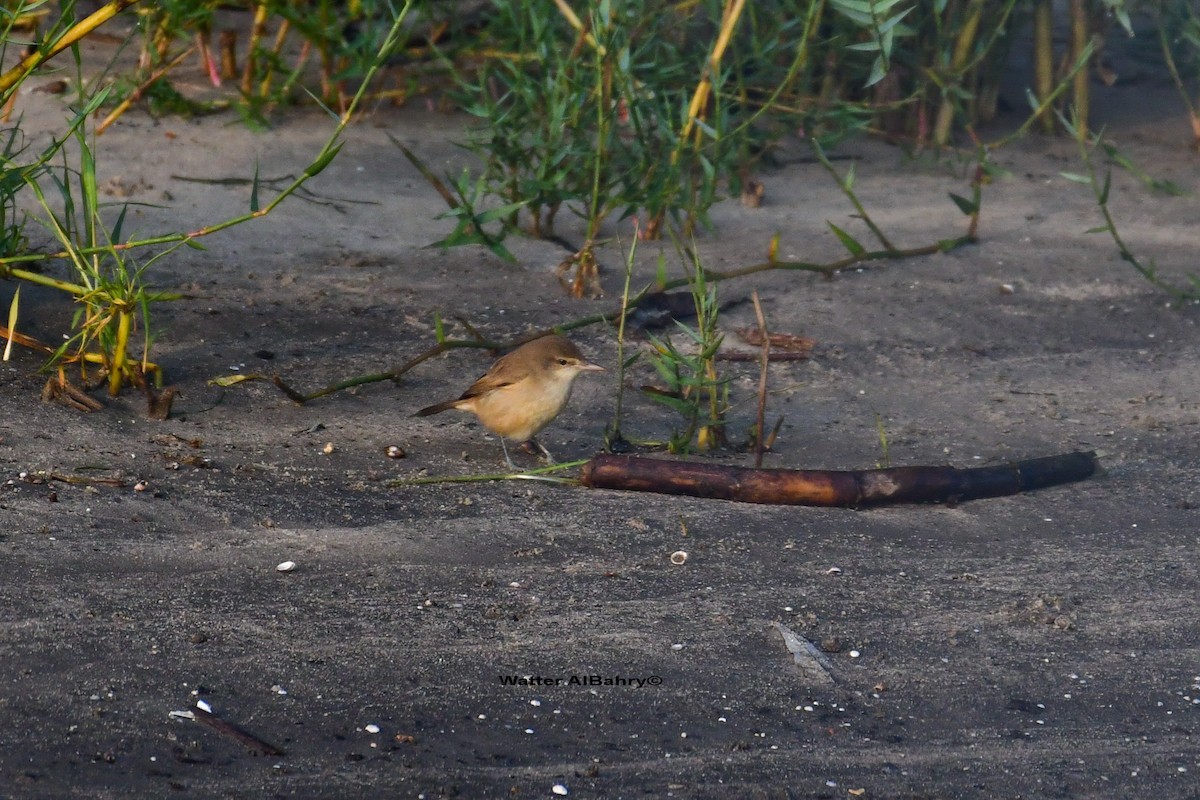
top-left (276, 561), bottom-right (296, 573)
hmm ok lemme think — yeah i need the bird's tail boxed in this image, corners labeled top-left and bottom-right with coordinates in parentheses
top-left (414, 399), bottom-right (460, 417)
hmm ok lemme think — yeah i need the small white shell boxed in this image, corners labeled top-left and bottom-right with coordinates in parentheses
top-left (276, 561), bottom-right (296, 573)
top-left (365, 723), bottom-right (380, 734)
top-left (552, 785), bottom-right (569, 796)
top-left (670, 550), bottom-right (688, 565)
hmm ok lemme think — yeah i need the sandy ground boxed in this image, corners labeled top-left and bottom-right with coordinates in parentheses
top-left (1, 28), bottom-right (1199, 800)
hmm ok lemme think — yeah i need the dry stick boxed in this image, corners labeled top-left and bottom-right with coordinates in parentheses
top-left (717, 351), bottom-right (807, 363)
top-left (96, 46), bottom-right (195, 134)
top-left (750, 290), bottom-right (769, 468)
top-left (192, 706), bottom-right (285, 757)
top-left (580, 451), bottom-right (1099, 508)
top-left (274, 336), bottom-right (500, 403)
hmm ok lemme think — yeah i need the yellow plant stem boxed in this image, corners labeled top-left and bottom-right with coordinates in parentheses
top-left (1069, 0), bottom-right (1090, 141)
top-left (550, 0), bottom-right (603, 55)
top-left (933, 0), bottom-right (984, 146)
top-left (242, 3), bottom-right (270, 96)
top-left (97, 46), bottom-right (194, 135)
top-left (0, 0), bottom-right (145, 93)
top-left (108, 308), bottom-right (132, 396)
top-left (260, 18), bottom-right (292, 98)
top-left (1032, 0), bottom-right (1055, 134)
top-left (1, 265), bottom-right (88, 296)
top-left (675, 0), bottom-right (747, 164)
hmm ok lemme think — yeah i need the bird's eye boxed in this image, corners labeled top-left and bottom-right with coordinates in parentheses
top-left (557, 358), bottom-right (570, 366)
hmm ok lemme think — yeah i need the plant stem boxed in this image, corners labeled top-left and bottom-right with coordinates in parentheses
top-left (1032, 0), bottom-right (1055, 134)
top-left (0, 0), bottom-right (146, 94)
top-left (1069, 0), bottom-right (1090, 142)
top-left (933, 0), bottom-right (984, 147)
top-left (108, 308), bottom-right (132, 396)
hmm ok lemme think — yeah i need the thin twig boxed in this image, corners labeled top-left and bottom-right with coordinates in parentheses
top-left (96, 45), bottom-right (195, 134)
top-left (192, 706), bottom-right (285, 757)
top-left (750, 290), bottom-right (769, 468)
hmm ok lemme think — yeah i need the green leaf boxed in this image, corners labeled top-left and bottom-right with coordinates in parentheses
top-left (1084, 225), bottom-right (1112, 235)
top-left (476, 201), bottom-right (528, 225)
top-left (948, 192), bottom-right (978, 216)
top-left (111, 204), bottom-right (129, 244)
top-left (4, 285), bottom-right (19, 362)
top-left (1058, 172), bottom-right (1092, 185)
top-left (304, 142), bottom-right (343, 178)
top-left (866, 56), bottom-right (888, 88)
top-left (250, 163), bottom-right (261, 212)
top-left (1149, 179), bottom-right (1185, 197)
top-left (878, 7), bottom-right (914, 37)
top-left (827, 221), bottom-right (866, 256)
top-left (1099, 168), bottom-right (1111, 205)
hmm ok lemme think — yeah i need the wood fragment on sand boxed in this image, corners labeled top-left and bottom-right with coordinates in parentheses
top-left (580, 451), bottom-right (1098, 507)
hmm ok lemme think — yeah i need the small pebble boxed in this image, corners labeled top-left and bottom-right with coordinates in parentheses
top-left (276, 561), bottom-right (296, 573)
top-left (552, 785), bottom-right (569, 796)
top-left (365, 724), bottom-right (380, 734)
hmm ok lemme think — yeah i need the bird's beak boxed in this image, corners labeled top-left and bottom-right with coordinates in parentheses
top-left (580, 361), bottom-right (605, 372)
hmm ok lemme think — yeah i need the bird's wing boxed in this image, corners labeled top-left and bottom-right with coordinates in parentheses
top-left (459, 352), bottom-right (529, 398)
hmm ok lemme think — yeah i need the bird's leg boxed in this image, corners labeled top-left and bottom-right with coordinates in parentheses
top-left (527, 438), bottom-right (556, 464)
top-left (499, 438), bottom-right (518, 471)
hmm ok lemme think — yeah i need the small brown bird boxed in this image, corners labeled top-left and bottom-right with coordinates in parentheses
top-left (415, 334), bottom-right (604, 467)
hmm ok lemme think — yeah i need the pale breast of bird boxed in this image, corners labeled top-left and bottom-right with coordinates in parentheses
top-left (468, 368), bottom-right (581, 441)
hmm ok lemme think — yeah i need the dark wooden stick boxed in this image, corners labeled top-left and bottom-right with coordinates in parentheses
top-left (579, 451), bottom-right (1098, 507)
top-left (192, 706), bottom-right (286, 757)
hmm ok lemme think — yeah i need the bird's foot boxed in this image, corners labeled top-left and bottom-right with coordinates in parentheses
top-left (520, 438), bottom-right (556, 464)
